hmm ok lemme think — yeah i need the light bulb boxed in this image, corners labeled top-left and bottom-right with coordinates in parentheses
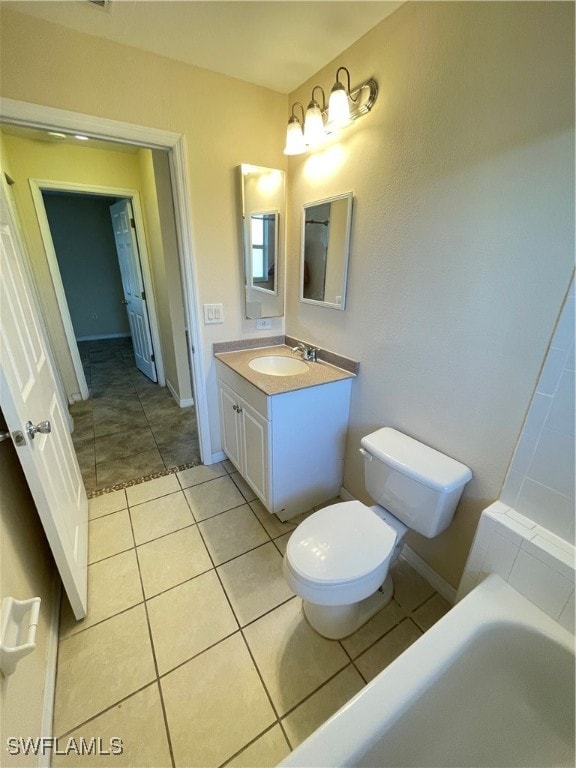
top-left (328, 84), bottom-right (351, 128)
top-left (304, 102), bottom-right (325, 147)
top-left (283, 118), bottom-right (306, 155)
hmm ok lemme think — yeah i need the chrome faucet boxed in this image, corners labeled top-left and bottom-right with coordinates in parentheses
top-left (292, 342), bottom-right (319, 362)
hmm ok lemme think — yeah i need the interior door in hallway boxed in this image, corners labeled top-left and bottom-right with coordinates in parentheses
top-left (110, 199), bottom-right (157, 382)
top-left (0, 181), bottom-right (88, 619)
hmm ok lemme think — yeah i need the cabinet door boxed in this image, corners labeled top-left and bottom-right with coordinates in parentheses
top-left (241, 402), bottom-right (269, 504)
top-left (218, 381), bottom-right (242, 470)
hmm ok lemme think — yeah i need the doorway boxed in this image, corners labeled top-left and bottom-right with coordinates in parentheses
top-left (0, 98), bottom-right (214, 482)
top-left (39, 189), bottom-right (161, 389)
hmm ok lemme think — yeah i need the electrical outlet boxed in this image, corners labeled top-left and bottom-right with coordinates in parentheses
top-left (256, 318), bottom-right (272, 329)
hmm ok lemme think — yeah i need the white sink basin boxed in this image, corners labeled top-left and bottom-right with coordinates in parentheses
top-left (248, 355), bottom-right (309, 376)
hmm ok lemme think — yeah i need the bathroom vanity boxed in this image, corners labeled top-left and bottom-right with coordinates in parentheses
top-left (215, 345), bottom-right (356, 521)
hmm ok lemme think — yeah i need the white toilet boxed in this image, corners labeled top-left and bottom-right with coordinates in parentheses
top-left (283, 427), bottom-right (472, 639)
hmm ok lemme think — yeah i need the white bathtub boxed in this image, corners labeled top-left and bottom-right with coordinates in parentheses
top-left (279, 575), bottom-right (575, 768)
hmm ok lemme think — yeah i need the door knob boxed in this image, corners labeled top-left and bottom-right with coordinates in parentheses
top-left (25, 420), bottom-right (51, 440)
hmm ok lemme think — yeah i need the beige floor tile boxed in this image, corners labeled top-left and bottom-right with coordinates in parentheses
top-left (147, 570), bottom-right (238, 674)
top-left (412, 592), bottom-right (452, 631)
top-left (53, 605), bottom-right (156, 736)
top-left (126, 473), bottom-right (181, 507)
top-left (272, 532), bottom-right (292, 556)
top-left (250, 499), bottom-right (296, 539)
top-left (60, 549), bottom-right (143, 639)
top-left (177, 462), bottom-right (226, 489)
top-left (218, 543), bottom-right (294, 626)
top-left (129, 491), bottom-right (194, 545)
top-left (137, 526), bottom-right (212, 598)
top-left (243, 598), bottom-right (349, 716)
top-left (88, 509), bottom-right (134, 564)
top-left (161, 633), bottom-right (275, 768)
top-left (355, 618), bottom-right (422, 682)
top-left (227, 725), bottom-right (291, 768)
top-left (282, 665), bottom-right (365, 749)
top-left (390, 558), bottom-right (435, 610)
top-left (229, 471), bottom-right (257, 501)
top-left (341, 599), bottom-right (406, 659)
top-left (199, 505), bottom-right (269, 565)
top-left (88, 489), bottom-right (127, 520)
top-left (52, 684), bottom-right (171, 768)
top-left (184, 475), bottom-right (245, 521)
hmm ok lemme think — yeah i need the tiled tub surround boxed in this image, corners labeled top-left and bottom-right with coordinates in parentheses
top-left (457, 502), bottom-right (575, 633)
top-left (458, 277), bottom-right (575, 633)
top-left (70, 338), bottom-right (200, 492)
top-left (500, 277), bottom-right (574, 542)
top-left (53, 462), bottom-right (450, 768)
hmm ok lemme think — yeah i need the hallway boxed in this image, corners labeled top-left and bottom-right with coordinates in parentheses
top-left (70, 338), bottom-right (200, 493)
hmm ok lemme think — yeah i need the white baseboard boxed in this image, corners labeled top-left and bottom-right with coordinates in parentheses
top-left (38, 577), bottom-right (61, 768)
top-left (339, 486), bottom-right (456, 604)
top-left (399, 546), bottom-right (456, 604)
top-left (166, 378), bottom-right (194, 407)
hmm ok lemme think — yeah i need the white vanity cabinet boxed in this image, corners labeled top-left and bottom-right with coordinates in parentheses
top-left (216, 359), bottom-right (352, 521)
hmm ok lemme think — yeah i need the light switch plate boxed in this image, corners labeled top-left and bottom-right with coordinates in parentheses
top-left (256, 318), bottom-right (272, 329)
top-left (203, 303), bottom-right (224, 324)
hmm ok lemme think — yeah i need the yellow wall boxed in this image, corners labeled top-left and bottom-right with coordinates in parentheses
top-left (286, 1), bottom-right (575, 586)
top-left (137, 148), bottom-right (192, 403)
top-left (0, 132), bottom-right (145, 396)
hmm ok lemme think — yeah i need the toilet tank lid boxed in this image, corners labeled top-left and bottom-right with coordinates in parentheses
top-left (361, 428), bottom-right (472, 493)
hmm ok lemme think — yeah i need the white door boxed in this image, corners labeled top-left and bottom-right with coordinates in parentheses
top-left (109, 200), bottom-right (157, 382)
top-left (0, 183), bottom-right (88, 619)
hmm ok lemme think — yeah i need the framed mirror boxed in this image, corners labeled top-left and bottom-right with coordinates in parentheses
top-left (239, 165), bottom-right (285, 319)
top-left (300, 192), bottom-right (353, 310)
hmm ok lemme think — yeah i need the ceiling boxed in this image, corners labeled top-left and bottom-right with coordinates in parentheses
top-left (4, 0), bottom-right (403, 94)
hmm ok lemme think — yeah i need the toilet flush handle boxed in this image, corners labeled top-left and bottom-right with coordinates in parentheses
top-left (359, 448), bottom-right (373, 461)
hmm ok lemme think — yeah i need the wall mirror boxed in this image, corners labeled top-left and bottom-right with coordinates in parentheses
top-left (239, 164), bottom-right (285, 318)
top-left (300, 192), bottom-right (353, 310)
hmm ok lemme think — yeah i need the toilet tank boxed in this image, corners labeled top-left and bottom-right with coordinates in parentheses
top-left (360, 428), bottom-right (472, 538)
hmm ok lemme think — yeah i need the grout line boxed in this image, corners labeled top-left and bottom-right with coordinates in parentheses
top-left (128, 501), bottom-right (177, 768)
top-left (218, 722), bottom-right (286, 768)
top-left (55, 681), bottom-right (158, 740)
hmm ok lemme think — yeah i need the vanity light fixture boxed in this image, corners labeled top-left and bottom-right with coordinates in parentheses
top-left (283, 67), bottom-right (378, 155)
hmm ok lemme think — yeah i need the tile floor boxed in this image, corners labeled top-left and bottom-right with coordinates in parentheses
top-left (70, 338), bottom-right (200, 493)
top-left (53, 463), bottom-right (451, 768)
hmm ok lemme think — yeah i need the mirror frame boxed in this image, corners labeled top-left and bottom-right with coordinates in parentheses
top-left (300, 192), bottom-right (353, 310)
top-left (238, 164), bottom-right (285, 319)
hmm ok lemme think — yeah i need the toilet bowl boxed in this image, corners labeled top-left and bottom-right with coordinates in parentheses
top-left (283, 500), bottom-right (408, 638)
top-left (283, 427), bottom-right (472, 639)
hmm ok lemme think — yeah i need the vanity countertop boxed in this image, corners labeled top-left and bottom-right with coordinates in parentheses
top-left (215, 344), bottom-right (356, 396)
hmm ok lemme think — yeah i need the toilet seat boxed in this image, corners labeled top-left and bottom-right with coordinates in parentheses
top-left (284, 501), bottom-right (398, 606)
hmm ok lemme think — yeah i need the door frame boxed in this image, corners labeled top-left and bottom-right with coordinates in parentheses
top-left (30, 180), bottom-right (165, 395)
top-left (0, 97), bottom-right (212, 464)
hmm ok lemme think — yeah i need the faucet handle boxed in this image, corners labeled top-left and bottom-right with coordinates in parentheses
top-left (306, 347), bottom-right (320, 363)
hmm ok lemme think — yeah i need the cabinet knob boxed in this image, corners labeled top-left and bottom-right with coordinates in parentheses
top-left (233, 404), bottom-right (243, 413)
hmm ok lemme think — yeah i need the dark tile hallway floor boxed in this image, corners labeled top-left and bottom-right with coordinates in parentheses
top-left (70, 338), bottom-right (200, 493)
